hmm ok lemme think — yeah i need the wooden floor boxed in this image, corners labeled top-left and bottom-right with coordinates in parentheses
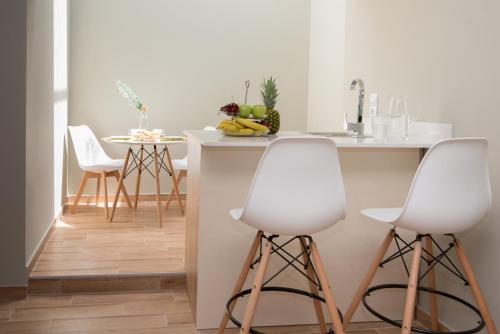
top-left (31, 201), bottom-right (186, 278)
top-left (0, 290), bottom-right (416, 334)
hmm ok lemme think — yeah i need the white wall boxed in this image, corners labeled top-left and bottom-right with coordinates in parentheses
top-left (336, 0), bottom-right (500, 329)
top-left (26, 0), bottom-right (69, 266)
top-left (307, 0), bottom-right (346, 131)
top-left (68, 0), bottom-right (311, 195)
top-left (0, 0), bottom-right (28, 287)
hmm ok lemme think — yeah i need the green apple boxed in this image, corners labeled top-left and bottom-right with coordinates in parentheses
top-left (252, 105), bottom-right (266, 119)
top-left (238, 104), bottom-right (252, 118)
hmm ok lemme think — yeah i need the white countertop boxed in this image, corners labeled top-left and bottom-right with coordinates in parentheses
top-left (183, 130), bottom-right (443, 148)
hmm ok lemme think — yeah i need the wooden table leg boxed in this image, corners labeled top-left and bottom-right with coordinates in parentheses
top-left (153, 145), bottom-right (162, 227)
top-left (109, 148), bottom-right (132, 222)
top-left (163, 146), bottom-right (184, 215)
top-left (134, 145), bottom-right (144, 209)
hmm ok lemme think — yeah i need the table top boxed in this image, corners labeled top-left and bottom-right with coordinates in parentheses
top-left (183, 130), bottom-right (447, 149)
top-left (103, 135), bottom-right (187, 146)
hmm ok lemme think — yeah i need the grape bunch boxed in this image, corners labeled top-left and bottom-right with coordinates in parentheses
top-left (220, 103), bottom-right (239, 117)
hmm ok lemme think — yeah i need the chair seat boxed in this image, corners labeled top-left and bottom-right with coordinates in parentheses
top-left (172, 157), bottom-right (188, 170)
top-left (80, 159), bottom-right (124, 173)
top-left (361, 208), bottom-right (403, 224)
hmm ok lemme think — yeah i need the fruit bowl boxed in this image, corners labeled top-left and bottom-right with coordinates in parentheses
top-left (217, 129), bottom-right (269, 137)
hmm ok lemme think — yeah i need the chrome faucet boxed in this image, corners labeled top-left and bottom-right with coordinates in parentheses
top-left (350, 79), bottom-right (365, 123)
top-left (346, 79), bottom-right (365, 137)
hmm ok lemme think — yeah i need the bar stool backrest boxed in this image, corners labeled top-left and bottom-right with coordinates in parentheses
top-left (399, 138), bottom-right (492, 234)
top-left (68, 125), bottom-right (111, 169)
top-left (239, 137), bottom-right (346, 236)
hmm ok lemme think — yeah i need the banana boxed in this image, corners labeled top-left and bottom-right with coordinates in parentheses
top-left (235, 118), bottom-right (269, 132)
top-left (239, 128), bottom-right (254, 135)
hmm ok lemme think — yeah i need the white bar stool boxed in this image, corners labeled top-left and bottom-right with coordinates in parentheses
top-left (344, 138), bottom-right (497, 334)
top-left (217, 137), bottom-right (347, 334)
top-left (68, 125), bottom-right (132, 217)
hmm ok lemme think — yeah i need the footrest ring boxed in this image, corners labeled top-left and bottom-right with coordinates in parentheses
top-left (362, 283), bottom-right (485, 334)
top-left (225, 286), bottom-right (343, 334)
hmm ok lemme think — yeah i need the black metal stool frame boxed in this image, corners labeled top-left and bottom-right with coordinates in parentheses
top-left (221, 233), bottom-right (343, 334)
top-left (359, 230), bottom-right (485, 334)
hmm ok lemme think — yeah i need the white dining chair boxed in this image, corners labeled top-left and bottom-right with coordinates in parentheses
top-left (217, 137), bottom-right (347, 334)
top-left (68, 125), bottom-right (132, 217)
top-left (165, 126), bottom-right (216, 213)
top-left (344, 138), bottom-right (496, 334)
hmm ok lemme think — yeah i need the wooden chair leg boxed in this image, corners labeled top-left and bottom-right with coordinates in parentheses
top-left (300, 237), bottom-right (327, 334)
top-left (239, 239), bottom-right (273, 334)
top-left (425, 236), bottom-right (439, 331)
top-left (401, 238), bottom-right (423, 334)
top-left (310, 241), bottom-right (344, 334)
top-left (344, 229), bottom-right (395, 326)
top-left (164, 147), bottom-right (184, 215)
top-left (95, 174), bottom-right (101, 207)
top-left (166, 170), bottom-right (185, 211)
top-left (112, 171), bottom-right (132, 209)
top-left (71, 172), bottom-right (90, 214)
top-left (102, 172), bottom-right (108, 218)
top-left (110, 148), bottom-right (132, 222)
top-left (454, 239), bottom-right (497, 334)
top-left (217, 231), bottom-right (263, 334)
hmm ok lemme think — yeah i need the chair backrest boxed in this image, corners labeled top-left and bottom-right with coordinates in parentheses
top-left (68, 125), bottom-right (111, 168)
top-left (399, 138), bottom-right (492, 234)
top-left (239, 137), bottom-right (346, 236)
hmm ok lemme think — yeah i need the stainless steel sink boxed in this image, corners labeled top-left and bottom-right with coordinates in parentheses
top-left (302, 131), bottom-right (352, 137)
top-left (303, 131), bottom-right (372, 139)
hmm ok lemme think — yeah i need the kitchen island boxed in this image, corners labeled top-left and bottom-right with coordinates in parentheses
top-left (184, 130), bottom-right (446, 330)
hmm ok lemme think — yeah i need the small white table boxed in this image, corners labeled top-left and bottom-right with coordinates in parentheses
top-left (103, 136), bottom-right (187, 226)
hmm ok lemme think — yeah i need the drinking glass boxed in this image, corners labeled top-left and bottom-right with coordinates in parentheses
top-left (387, 96), bottom-right (407, 139)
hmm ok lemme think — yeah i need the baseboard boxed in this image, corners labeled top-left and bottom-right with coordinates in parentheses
top-left (0, 286), bottom-right (27, 300)
top-left (26, 207), bottom-right (61, 274)
top-left (416, 306), bottom-right (450, 331)
top-left (65, 193), bottom-right (186, 206)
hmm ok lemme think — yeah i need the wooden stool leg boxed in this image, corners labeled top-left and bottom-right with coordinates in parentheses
top-left (113, 171), bottom-right (132, 209)
top-left (344, 229), bottom-right (395, 326)
top-left (134, 146), bottom-right (144, 209)
top-left (110, 148), bottom-right (132, 222)
top-left (239, 239), bottom-right (272, 334)
top-left (310, 242), bottom-right (344, 334)
top-left (454, 239), bottom-right (497, 334)
top-left (217, 231), bottom-right (263, 334)
top-left (71, 172), bottom-right (90, 214)
top-left (425, 236), bottom-right (439, 331)
top-left (300, 237), bottom-right (327, 334)
top-left (95, 174), bottom-right (101, 206)
top-left (102, 172), bottom-right (108, 218)
top-left (401, 238), bottom-right (423, 334)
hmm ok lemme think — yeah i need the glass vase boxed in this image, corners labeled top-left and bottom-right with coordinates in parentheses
top-left (139, 112), bottom-right (149, 130)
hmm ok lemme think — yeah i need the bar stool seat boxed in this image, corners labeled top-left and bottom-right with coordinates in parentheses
top-left (344, 138), bottom-right (497, 334)
top-left (361, 208), bottom-right (403, 223)
top-left (217, 137), bottom-right (347, 334)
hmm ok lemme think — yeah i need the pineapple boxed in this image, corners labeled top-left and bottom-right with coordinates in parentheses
top-left (261, 76), bottom-right (280, 135)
